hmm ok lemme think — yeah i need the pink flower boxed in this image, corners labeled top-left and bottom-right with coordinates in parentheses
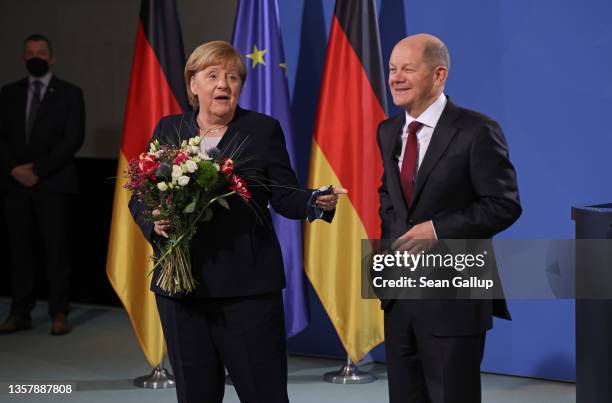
top-left (229, 174), bottom-right (251, 201)
top-left (220, 158), bottom-right (234, 175)
top-left (174, 151), bottom-right (189, 165)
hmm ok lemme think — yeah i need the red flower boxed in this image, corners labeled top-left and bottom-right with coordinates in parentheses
top-left (220, 158), bottom-right (234, 175)
top-left (229, 174), bottom-right (251, 201)
top-left (174, 151), bottom-right (189, 165)
top-left (138, 152), bottom-right (160, 179)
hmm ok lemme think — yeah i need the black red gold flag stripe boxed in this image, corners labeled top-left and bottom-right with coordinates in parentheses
top-left (305, 0), bottom-right (387, 363)
top-left (106, 0), bottom-right (187, 367)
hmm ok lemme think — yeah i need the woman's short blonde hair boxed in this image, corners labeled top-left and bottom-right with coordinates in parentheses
top-left (184, 41), bottom-right (247, 106)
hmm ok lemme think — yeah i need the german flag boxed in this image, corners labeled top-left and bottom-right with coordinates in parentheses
top-left (106, 0), bottom-right (188, 367)
top-left (304, 0), bottom-right (387, 363)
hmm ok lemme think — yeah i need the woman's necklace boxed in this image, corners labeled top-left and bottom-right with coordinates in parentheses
top-left (197, 116), bottom-right (227, 152)
top-left (197, 116), bottom-right (227, 136)
top-left (200, 125), bottom-right (227, 136)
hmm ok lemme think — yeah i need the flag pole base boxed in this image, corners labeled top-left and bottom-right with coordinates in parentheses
top-left (323, 355), bottom-right (376, 384)
top-left (133, 365), bottom-right (176, 389)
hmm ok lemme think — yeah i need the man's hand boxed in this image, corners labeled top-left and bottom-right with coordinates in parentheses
top-left (10, 163), bottom-right (39, 187)
top-left (392, 220), bottom-right (437, 254)
top-left (315, 187), bottom-right (348, 211)
top-left (152, 209), bottom-right (170, 239)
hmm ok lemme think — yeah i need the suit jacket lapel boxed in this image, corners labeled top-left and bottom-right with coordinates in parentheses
top-left (410, 100), bottom-right (461, 208)
top-left (383, 114), bottom-right (409, 218)
top-left (15, 80), bottom-right (28, 144)
top-left (217, 106), bottom-right (249, 157)
top-left (187, 106), bottom-right (247, 156)
top-left (177, 109), bottom-right (198, 142)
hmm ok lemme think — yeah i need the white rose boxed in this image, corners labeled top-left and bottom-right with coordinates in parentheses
top-left (188, 136), bottom-right (201, 146)
top-left (157, 182), bottom-right (168, 192)
top-left (185, 160), bottom-right (198, 173)
top-left (198, 152), bottom-right (210, 160)
top-left (189, 145), bottom-right (200, 155)
top-left (177, 176), bottom-right (190, 187)
top-left (171, 164), bottom-right (182, 179)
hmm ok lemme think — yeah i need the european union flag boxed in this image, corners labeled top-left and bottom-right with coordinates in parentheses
top-left (232, 0), bottom-right (309, 338)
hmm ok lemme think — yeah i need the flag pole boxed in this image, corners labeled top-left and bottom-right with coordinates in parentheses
top-left (323, 354), bottom-right (376, 384)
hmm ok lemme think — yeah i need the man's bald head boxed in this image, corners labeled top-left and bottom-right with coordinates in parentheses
top-left (394, 34), bottom-right (450, 71)
top-left (388, 34), bottom-right (450, 116)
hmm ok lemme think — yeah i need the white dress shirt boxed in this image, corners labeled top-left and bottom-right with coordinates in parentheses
top-left (397, 92), bottom-right (447, 172)
top-left (26, 72), bottom-right (53, 123)
top-left (199, 135), bottom-right (222, 154)
top-left (397, 92), bottom-right (447, 238)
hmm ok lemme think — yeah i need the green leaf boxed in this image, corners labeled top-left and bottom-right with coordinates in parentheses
top-left (217, 198), bottom-right (230, 210)
top-left (203, 208), bottom-right (213, 222)
top-left (183, 199), bottom-right (196, 213)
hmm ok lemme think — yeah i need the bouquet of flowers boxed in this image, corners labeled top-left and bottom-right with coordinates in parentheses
top-left (124, 135), bottom-right (252, 295)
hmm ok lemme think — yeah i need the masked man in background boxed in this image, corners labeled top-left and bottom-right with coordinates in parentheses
top-left (0, 34), bottom-right (85, 335)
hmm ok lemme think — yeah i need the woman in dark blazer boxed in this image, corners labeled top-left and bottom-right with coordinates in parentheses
top-left (129, 41), bottom-right (345, 403)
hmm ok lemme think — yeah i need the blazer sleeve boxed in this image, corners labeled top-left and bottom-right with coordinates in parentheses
top-left (376, 122), bottom-right (394, 240)
top-left (34, 86), bottom-right (85, 178)
top-left (0, 86), bottom-right (18, 174)
top-left (432, 121), bottom-right (522, 239)
top-left (266, 120), bottom-right (312, 220)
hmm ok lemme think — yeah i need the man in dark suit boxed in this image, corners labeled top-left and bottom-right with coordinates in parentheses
top-left (377, 34), bottom-right (521, 403)
top-left (0, 34), bottom-right (85, 335)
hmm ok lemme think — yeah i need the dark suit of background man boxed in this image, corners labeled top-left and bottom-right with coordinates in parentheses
top-left (377, 34), bottom-right (521, 403)
top-left (0, 34), bottom-right (85, 335)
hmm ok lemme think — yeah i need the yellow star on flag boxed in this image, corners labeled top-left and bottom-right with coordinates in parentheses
top-left (279, 62), bottom-right (287, 77)
top-left (246, 45), bottom-right (267, 68)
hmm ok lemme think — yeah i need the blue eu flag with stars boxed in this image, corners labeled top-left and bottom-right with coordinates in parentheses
top-left (232, 0), bottom-right (309, 338)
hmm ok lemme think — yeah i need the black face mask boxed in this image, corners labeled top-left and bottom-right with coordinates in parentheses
top-left (26, 57), bottom-right (49, 77)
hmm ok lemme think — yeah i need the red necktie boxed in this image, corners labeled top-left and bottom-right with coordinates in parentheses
top-left (400, 120), bottom-right (423, 205)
